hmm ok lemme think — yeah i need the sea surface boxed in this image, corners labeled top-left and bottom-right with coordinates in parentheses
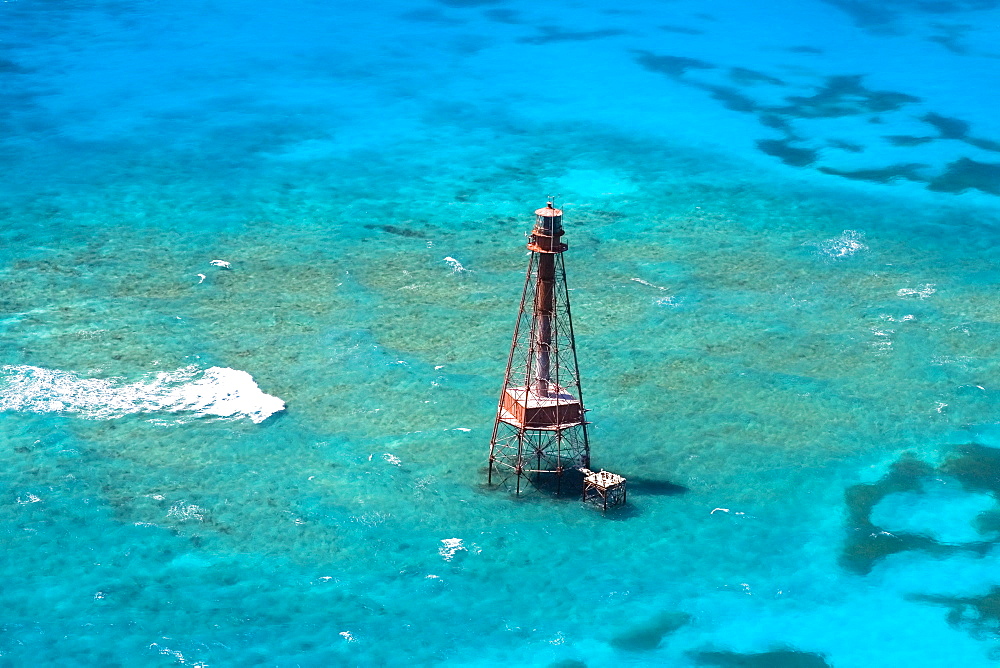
top-left (2, 0), bottom-right (1000, 665)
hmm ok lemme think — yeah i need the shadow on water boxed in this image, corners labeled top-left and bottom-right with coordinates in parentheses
top-left (530, 469), bottom-right (688, 502)
top-left (477, 467), bottom-right (660, 518)
top-left (475, 467), bottom-right (586, 498)
top-left (627, 476), bottom-right (689, 496)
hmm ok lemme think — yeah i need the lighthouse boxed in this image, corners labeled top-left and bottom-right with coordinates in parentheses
top-left (487, 200), bottom-right (625, 508)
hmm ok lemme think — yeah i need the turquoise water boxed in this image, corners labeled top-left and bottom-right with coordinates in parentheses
top-left (3, 0), bottom-right (1000, 665)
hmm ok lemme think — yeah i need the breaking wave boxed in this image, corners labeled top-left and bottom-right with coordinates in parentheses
top-left (0, 365), bottom-right (285, 424)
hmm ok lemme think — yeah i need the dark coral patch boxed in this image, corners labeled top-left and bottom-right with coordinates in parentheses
top-left (826, 0), bottom-right (1000, 34)
top-left (916, 113), bottom-right (1000, 155)
top-left (363, 224), bottom-right (429, 238)
top-left (922, 112), bottom-right (969, 138)
top-left (928, 33), bottom-right (968, 54)
top-left (842, 455), bottom-right (943, 574)
top-left (729, 67), bottom-right (784, 86)
top-left (699, 84), bottom-right (757, 112)
top-left (818, 163), bottom-right (928, 183)
top-left (975, 508), bottom-right (1000, 535)
top-left (827, 139), bottom-right (864, 153)
top-left (437, 0), bottom-right (501, 6)
top-left (966, 136), bottom-right (1000, 152)
top-left (840, 451), bottom-right (998, 574)
top-left (483, 8), bottom-right (521, 23)
top-left (547, 661), bottom-right (587, 668)
top-left (774, 75), bottom-right (920, 119)
top-left (694, 650), bottom-right (831, 667)
top-left (0, 58), bottom-right (29, 74)
top-left (927, 157), bottom-right (1000, 195)
top-left (820, 0), bottom-right (897, 30)
top-left (609, 611), bottom-right (690, 651)
top-left (901, 444), bottom-right (1000, 636)
top-left (659, 24), bottom-right (704, 35)
top-left (518, 26), bottom-right (627, 44)
top-left (860, 88), bottom-right (922, 112)
top-left (912, 587), bottom-right (1000, 639)
top-left (633, 50), bottom-right (715, 77)
top-left (884, 134), bottom-right (934, 146)
top-left (756, 139), bottom-right (817, 167)
top-left (940, 443), bottom-right (1000, 493)
top-left (930, 22), bottom-right (974, 52)
top-left (843, 527), bottom-right (949, 574)
top-left (785, 45), bottom-right (824, 54)
top-left (401, 9), bottom-right (464, 24)
top-left (628, 40), bottom-right (996, 197)
top-left (759, 114), bottom-right (794, 133)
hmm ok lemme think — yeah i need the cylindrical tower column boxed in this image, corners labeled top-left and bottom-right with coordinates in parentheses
top-left (528, 201), bottom-right (567, 398)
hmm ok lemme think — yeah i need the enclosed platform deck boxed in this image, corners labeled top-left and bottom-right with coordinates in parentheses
top-left (500, 386), bottom-right (583, 429)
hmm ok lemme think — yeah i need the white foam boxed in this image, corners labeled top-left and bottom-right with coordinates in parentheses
top-left (654, 295), bottom-right (679, 308)
top-left (813, 230), bottom-right (869, 258)
top-left (442, 256), bottom-right (466, 273)
top-left (439, 538), bottom-right (466, 561)
top-left (897, 284), bottom-right (936, 299)
top-left (0, 365), bottom-right (285, 424)
top-left (630, 277), bottom-right (668, 290)
top-left (167, 501), bottom-right (205, 522)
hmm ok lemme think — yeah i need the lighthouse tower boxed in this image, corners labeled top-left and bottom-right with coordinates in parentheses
top-left (487, 200), bottom-right (591, 494)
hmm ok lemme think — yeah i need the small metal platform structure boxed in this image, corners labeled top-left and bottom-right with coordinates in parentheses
top-left (580, 468), bottom-right (627, 511)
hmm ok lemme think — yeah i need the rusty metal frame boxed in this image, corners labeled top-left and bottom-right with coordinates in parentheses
top-left (487, 208), bottom-right (590, 495)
